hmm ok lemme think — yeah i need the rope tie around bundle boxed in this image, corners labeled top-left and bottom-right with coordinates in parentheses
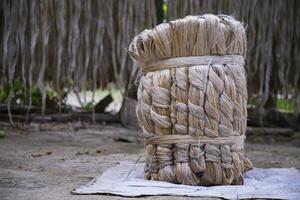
top-left (129, 14), bottom-right (253, 186)
top-left (141, 55), bottom-right (245, 73)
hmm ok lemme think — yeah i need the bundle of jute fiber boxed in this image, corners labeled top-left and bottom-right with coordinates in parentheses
top-left (128, 14), bottom-right (253, 186)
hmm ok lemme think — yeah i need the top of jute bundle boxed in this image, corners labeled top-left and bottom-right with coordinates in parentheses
top-left (128, 14), bottom-right (246, 72)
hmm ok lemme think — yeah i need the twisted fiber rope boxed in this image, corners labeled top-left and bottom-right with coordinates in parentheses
top-left (131, 14), bottom-right (252, 186)
top-left (152, 70), bottom-right (176, 182)
top-left (137, 73), bottom-right (159, 180)
top-left (142, 55), bottom-right (244, 73)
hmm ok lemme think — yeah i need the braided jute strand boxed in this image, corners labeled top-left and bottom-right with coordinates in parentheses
top-left (129, 14), bottom-right (253, 186)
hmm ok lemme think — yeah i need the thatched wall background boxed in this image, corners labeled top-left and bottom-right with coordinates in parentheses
top-left (0, 0), bottom-right (299, 123)
top-left (0, 0), bottom-right (157, 114)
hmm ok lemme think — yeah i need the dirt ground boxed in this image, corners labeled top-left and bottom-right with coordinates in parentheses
top-left (0, 122), bottom-right (299, 200)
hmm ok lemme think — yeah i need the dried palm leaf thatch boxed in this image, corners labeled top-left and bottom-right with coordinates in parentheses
top-left (129, 14), bottom-right (253, 186)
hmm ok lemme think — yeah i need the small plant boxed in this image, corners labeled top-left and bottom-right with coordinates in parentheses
top-left (0, 130), bottom-right (5, 138)
top-left (83, 101), bottom-right (95, 111)
top-left (0, 79), bottom-right (23, 104)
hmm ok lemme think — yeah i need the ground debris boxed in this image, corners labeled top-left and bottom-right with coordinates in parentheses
top-left (31, 151), bottom-right (52, 157)
top-left (96, 149), bottom-right (102, 154)
top-left (76, 151), bottom-right (90, 156)
top-left (113, 136), bottom-right (136, 143)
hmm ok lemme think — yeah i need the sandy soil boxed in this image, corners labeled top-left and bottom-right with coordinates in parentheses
top-left (0, 122), bottom-right (299, 200)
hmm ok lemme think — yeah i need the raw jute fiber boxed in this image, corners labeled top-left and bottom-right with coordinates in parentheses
top-left (129, 14), bottom-right (253, 186)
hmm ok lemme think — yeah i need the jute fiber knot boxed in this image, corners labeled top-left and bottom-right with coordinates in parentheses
top-left (129, 14), bottom-right (253, 186)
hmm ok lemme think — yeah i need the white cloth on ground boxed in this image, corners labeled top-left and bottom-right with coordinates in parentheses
top-left (73, 161), bottom-right (300, 200)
